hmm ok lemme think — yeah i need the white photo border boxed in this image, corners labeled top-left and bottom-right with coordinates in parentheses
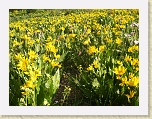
top-left (0, 0), bottom-right (148, 115)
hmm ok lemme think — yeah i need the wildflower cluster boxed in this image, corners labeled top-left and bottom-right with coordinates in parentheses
top-left (9, 9), bottom-right (139, 106)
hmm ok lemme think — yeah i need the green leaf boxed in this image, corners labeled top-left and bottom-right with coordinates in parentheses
top-left (108, 79), bottom-right (114, 88)
top-left (92, 78), bottom-right (100, 89)
top-left (45, 77), bottom-right (52, 89)
top-left (44, 75), bottom-right (54, 105)
top-left (37, 84), bottom-right (45, 106)
top-left (127, 66), bottom-right (132, 72)
top-left (135, 98), bottom-right (139, 106)
top-left (56, 52), bottom-right (68, 62)
top-left (36, 78), bottom-right (41, 95)
top-left (35, 44), bottom-right (40, 53)
top-left (52, 68), bottom-right (60, 94)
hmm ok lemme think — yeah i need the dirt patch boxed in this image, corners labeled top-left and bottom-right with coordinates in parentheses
top-left (52, 73), bottom-right (83, 106)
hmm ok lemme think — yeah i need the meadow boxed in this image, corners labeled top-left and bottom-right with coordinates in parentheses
top-left (9, 9), bottom-right (139, 106)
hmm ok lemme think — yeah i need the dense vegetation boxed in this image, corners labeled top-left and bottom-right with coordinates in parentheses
top-left (9, 9), bottom-right (139, 106)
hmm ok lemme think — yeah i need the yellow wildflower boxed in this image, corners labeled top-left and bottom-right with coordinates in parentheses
top-left (36, 38), bottom-right (40, 42)
top-left (68, 87), bottom-right (71, 91)
top-left (87, 64), bottom-right (94, 71)
top-left (25, 80), bottom-right (36, 89)
top-left (128, 47), bottom-right (134, 52)
top-left (115, 31), bottom-right (122, 36)
top-left (14, 53), bottom-right (23, 60)
top-left (96, 31), bottom-right (100, 35)
top-left (54, 54), bottom-right (60, 59)
top-left (119, 76), bottom-right (128, 86)
top-left (12, 40), bottom-right (20, 47)
top-left (128, 76), bottom-right (139, 87)
top-left (67, 43), bottom-right (71, 49)
top-left (125, 90), bottom-right (136, 98)
top-left (43, 55), bottom-right (50, 62)
top-left (132, 45), bottom-right (139, 51)
top-left (51, 45), bottom-right (58, 53)
top-left (58, 64), bottom-right (62, 68)
top-left (28, 50), bottom-right (38, 59)
top-left (21, 91), bottom-right (28, 96)
top-left (107, 39), bottom-right (113, 43)
top-left (117, 60), bottom-right (123, 65)
top-left (136, 67), bottom-right (139, 71)
top-left (46, 36), bottom-right (52, 42)
top-left (86, 29), bottom-right (91, 34)
top-left (35, 68), bottom-right (42, 77)
top-left (128, 73), bottom-right (134, 79)
top-left (131, 58), bottom-right (139, 66)
top-left (46, 42), bottom-right (58, 53)
top-left (28, 39), bottom-right (35, 46)
top-left (116, 75), bottom-right (121, 80)
top-left (60, 34), bottom-right (66, 39)
top-left (104, 37), bottom-right (108, 41)
top-left (51, 60), bottom-right (60, 68)
top-left (69, 34), bottom-right (76, 38)
top-left (66, 37), bottom-right (70, 42)
top-left (99, 45), bottom-right (105, 52)
top-left (93, 60), bottom-right (99, 68)
top-left (125, 55), bottom-right (132, 62)
top-left (114, 66), bottom-right (127, 75)
top-left (116, 38), bottom-right (122, 45)
top-left (60, 27), bottom-right (65, 31)
top-left (87, 46), bottom-right (98, 54)
top-left (83, 38), bottom-right (90, 45)
top-left (17, 57), bottom-right (29, 71)
top-left (25, 67), bottom-right (42, 82)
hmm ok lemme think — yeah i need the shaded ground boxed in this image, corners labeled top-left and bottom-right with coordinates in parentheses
top-left (52, 73), bottom-right (83, 106)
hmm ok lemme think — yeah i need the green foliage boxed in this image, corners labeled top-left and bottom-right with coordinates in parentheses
top-left (9, 9), bottom-right (139, 106)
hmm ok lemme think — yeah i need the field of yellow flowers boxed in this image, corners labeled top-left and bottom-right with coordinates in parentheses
top-left (9, 9), bottom-right (139, 106)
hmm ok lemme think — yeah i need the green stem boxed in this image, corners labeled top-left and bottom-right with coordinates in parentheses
top-left (104, 89), bottom-right (110, 106)
top-left (26, 95), bottom-right (27, 106)
top-left (33, 88), bottom-right (36, 106)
